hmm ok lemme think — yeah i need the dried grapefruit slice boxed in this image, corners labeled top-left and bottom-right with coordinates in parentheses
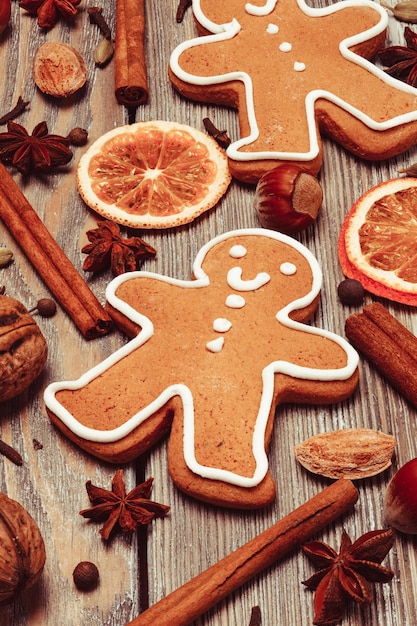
top-left (338, 178), bottom-right (417, 306)
top-left (77, 121), bottom-right (231, 229)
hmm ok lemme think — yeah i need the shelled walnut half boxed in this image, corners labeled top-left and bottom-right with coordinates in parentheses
top-left (0, 493), bottom-right (46, 606)
top-left (0, 295), bottom-right (48, 402)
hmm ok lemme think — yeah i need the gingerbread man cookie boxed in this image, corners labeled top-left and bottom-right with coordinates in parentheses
top-left (44, 230), bottom-right (359, 508)
top-left (169, 0), bottom-right (417, 183)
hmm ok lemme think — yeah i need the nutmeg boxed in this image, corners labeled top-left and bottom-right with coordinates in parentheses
top-left (0, 493), bottom-right (46, 606)
top-left (33, 42), bottom-right (87, 98)
top-left (0, 295), bottom-right (48, 402)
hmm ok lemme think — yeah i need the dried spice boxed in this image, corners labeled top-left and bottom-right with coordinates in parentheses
top-left (94, 37), bottom-right (115, 67)
top-left (249, 605), bottom-right (262, 626)
top-left (203, 117), bottom-right (231, 149)
top-left (88, 6), bottom-right (112, 39)
top-left (82, 220), bottom-right (156, 276)
top-left (19, 0), bottom-right (81, 28)
top-left (0, 248), bottom-right (13, 267)
top-left (66, 127), bottom-right (88, 146)
top-left (380, 0), bottom-right (417, 23)
top-left (0, 439), bottom-right (23, 466)
top-left (0, 97), bottom-right (30, 126)
top-left (0, 121), bottom-right (73, 175)
top-left (302, 528), bottom-right (395, 625)
top-left (176, 0), bottom-right (192, 23)
top-left (29, 298), bottom-right (57, 318)
top-left (79, 470), bottom-right (170, 540)
top-left (33, 42), bottom-right (87, 98)
top-left (378, 26), bottom-right (417, 87)
top-left (72, 561), bottom-right (99, 591)
top-left (398, 162), bottom-right (417, 176)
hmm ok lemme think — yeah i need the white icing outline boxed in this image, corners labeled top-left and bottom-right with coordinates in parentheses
top-left (44, 229), bottom-right (359, 488)
top-left (170, 0), bottom-right (417, 162)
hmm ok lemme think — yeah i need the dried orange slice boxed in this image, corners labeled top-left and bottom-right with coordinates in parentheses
top-left (338, 178), bottom-right (417, 306)
top-left (77, 121), bottom-right (231, 229)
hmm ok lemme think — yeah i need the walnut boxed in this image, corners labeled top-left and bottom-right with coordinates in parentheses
top-left (0, 492), bottom-right (46, 606)
top-left (0, 295), bottom-right (48, 402)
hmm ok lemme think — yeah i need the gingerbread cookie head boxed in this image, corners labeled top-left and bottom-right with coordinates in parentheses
top-left (170, 0), bottom-right (417, 183)
top-left (44, 229), bottom-right (359, 509)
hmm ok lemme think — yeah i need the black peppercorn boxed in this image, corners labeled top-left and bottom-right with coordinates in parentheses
top-left (73, 561), bottom-right (99, 591)
top-left (337, 279), bottom-right (365, 306)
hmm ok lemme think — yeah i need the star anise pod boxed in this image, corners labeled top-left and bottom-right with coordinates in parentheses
top-left (79, 470), bottom-right (170, 541)
top-left (302, 527), bottom-right (395, 625)
top-left (82, 219), bottom-right (157, 276)
top-left (0, 120), bottom-right (73, 174)
top-left (378, 26), bottom-right (417, 87)
top-left (19, 0), bottom-right (81, 29)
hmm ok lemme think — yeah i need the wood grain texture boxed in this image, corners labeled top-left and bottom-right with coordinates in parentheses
top-left (1, 1), bottom-right (417, 626)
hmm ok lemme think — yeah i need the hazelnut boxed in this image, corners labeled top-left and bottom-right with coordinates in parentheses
top-left (73, 561), bottom-right (99, 591)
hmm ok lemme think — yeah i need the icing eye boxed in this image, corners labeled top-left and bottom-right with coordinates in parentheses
top-left (229, 245), bottom-right (247, 259)
top-left (280, 262), bottom-right (297, 276)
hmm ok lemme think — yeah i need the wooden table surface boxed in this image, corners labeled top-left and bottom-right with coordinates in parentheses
top-left (1, 1), bottom-right (417, 625)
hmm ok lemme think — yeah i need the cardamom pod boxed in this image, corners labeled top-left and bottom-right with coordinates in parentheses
top-left (398, 163), bottom-right (417, 176)
top-left (0, 248), bottom-right (13, 267)
top-left (381, 0), bottom-right (417, 23)
top-left (94, 37), bottom-right (114, 67)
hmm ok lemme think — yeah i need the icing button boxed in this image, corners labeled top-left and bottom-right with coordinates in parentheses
top-left (213, 318), bottom-right (232, 332)
top-left (294, 61), bottom-right (306, 72)
top-left (206, 337), bottom-right (225, 353)
top-left (225, 294), bottom-right (246, 308)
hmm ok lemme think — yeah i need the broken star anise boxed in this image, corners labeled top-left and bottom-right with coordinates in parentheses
top-left (79, 470), bottom-right (170, 541)
top-left (0, 120), bottom-right (73, 175)
top-left (19, 0), bottom-right (81, 29)
top-left (378, 26), bottom-right (417, 87)
top-left (302, 527), bottom-right (395, 625)
top-left (82, 219), bottom-right (157, 276)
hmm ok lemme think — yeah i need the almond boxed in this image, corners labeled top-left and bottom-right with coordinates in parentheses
top-left (294, 428), bottom-right (396, 479)
top-left (33, 42), bottom-right (87, 98)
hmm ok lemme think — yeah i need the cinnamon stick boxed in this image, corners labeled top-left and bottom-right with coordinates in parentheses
top-left (0, 163), bottom-right (113, 339)
top-left (115, 0), bottom-right (148, 107)
top-left (126, 479), bottom-right (358, 626)
top-left (345, 302), bottom-right (417, 409)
